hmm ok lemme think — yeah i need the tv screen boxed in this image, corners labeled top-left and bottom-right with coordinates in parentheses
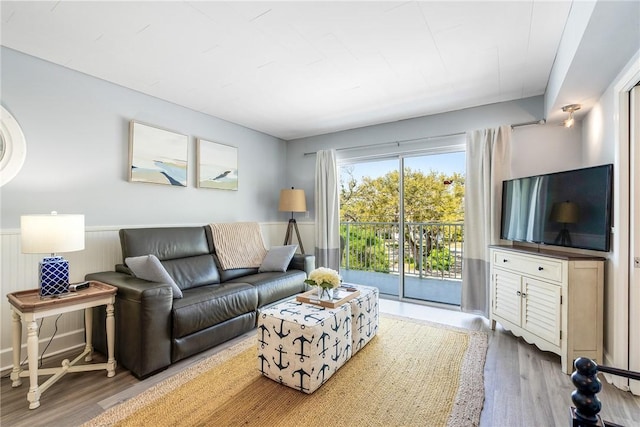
top-left (500, 164), bottom-right (613, 252)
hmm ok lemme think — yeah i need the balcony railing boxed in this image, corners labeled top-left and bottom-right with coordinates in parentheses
top-left (340, 221), bottom-right (464, 280)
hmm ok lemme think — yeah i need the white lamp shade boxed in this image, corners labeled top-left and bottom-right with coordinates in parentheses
top-left (279, 189), bottom-right (307, 213)
top-left (21, 213), bottom-right (85, 254)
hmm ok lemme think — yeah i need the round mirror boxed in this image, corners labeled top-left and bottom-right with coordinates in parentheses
top-left (0, 106), bottom-right (27, 186)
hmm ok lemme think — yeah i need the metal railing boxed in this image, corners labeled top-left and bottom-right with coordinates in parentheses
top-left (340, 221), bottom-right (464, 280)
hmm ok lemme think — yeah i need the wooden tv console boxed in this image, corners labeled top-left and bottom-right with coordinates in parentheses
top-left (489, 245), bottom-right (605, 374)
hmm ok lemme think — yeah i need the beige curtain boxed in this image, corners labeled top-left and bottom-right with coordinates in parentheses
top-left (462, 125), bottom-right (511, 316)
top-left (314, 150), bottom-right (340, 270)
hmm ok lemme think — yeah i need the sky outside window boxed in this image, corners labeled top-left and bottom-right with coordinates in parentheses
top-left (343, 151), bottom-right (465, 181)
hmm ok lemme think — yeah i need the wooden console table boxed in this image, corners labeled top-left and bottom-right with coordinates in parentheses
top-left (489, 245), bottom-right (604, 374)
top-left (7, 281), bottom-right (117, 409)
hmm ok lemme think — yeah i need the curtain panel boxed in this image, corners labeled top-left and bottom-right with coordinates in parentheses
top-left (314, 150), bottom-right (341, 270)
top-left (462, 125), bottom-right (512, 316)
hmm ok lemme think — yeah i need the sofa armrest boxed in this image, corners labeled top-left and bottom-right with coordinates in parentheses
top-left (289, 254), bottom-right (315, 276)
top-left (87, 271), bottom-right (172, 302)
top-left (85, 271), bottom-right (174, 378)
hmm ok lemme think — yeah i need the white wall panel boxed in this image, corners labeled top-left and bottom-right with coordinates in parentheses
top-left (0, 228), bottom-right (120, 371)
top-left (0, 222), bottom-right (301, 371)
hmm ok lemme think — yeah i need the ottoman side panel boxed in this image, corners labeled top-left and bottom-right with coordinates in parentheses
top-left (257, 301), bottom-right (352, 394)
top-left (350, 286), bottom-right (379, 355)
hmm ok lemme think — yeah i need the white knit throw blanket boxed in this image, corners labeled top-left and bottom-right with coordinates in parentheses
top-left (209, 222), bottom-right (267, 270)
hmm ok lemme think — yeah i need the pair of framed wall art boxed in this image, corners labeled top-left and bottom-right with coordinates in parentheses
top-left (128, 120), bottom-right (237, 190)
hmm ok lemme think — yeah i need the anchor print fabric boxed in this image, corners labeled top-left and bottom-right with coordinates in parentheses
top-left (349, 286), bottom-right (379, 356)
top-left (257, 301), bottom-right (352, 394)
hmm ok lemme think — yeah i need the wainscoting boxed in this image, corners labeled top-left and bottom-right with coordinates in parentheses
top-left (0, 222), bottom-right (315, 371)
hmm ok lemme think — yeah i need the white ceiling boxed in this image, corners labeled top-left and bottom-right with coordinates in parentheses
top-left (0, 1), bottom-right (573, 140)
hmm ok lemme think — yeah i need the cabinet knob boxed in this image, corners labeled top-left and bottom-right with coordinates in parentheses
top-left (516, 291), bottom-right (521, 296)
top-left (521, 293), bottom-right (527, 298)
top-left (538, 266), bottom-right (544, 271)
top-left (503, 259), bottom-right (508, 263)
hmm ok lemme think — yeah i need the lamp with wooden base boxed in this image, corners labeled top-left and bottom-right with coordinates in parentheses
top-left (279, 187), bottom-right (306, 254)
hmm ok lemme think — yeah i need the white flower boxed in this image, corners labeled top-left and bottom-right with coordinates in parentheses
top-left (305, 267), bottom-right (341, 289)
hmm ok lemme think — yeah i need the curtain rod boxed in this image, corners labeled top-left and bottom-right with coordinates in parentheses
top-left (511, 119), bottom-right (546, 129)
top-left (302, 119), bottom-right (546, 157)
top-left (303, 132), bottom-right (463, 156)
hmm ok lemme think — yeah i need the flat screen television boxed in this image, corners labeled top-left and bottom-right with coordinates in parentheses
top-left (500, 164), bottom-right (613, 252)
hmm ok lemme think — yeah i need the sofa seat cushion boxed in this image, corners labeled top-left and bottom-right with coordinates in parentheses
top-left (227, 270), bottom-right (306, 307)
top-left (172, 282), bottom-right (258, 339)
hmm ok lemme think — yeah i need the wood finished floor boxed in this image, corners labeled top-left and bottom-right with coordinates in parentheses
top-left (2, 299), bottom-right (639, 427)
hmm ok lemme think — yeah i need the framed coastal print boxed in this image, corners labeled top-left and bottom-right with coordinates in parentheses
top-left (196, 138), bottom-right (238, 190)
top-left (129, 121), bottom-right (188, 187)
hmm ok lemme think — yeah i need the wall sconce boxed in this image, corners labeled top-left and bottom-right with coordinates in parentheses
top-left (279, 187), bottom-right (306, 254)
top-left (21, 212), bottom-right (85, 297)
top-left (562, 104), bottom-right (581, 128)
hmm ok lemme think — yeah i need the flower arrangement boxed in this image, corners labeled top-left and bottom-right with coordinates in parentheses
top-left (304, 267), bottom-right (341, 290)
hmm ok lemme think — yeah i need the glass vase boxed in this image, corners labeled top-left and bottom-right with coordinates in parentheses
top-left (318, 286), bottom-right (332, 301)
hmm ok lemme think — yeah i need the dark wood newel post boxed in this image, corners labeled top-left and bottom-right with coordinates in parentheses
top-left (570, 357), bottom-right (603, 426)
top-left (570, 357), bottom-right (640, 427)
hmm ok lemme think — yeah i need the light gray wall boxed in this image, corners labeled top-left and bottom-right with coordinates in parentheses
top-left (581, 47), bottom-right (640, 377)
top-left (1, 46), bottom-right (587, 245)
top-left (583, 81), bottom-right (618, 167)
top-left (286, 95), bottom-right (583, 218)
top-left (0, 47), bottom-right (288, 229)
top-left (510, 121), bottom-right (583, 178)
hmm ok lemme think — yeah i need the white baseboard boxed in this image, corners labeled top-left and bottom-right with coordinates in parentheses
top-left (602, 349), bottom-right (630, 391)
top-left (0, 329), bottom-right (86, 374)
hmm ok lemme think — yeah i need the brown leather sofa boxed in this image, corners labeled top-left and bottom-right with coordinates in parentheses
top-left (86, 226), bottom-right (314, 378)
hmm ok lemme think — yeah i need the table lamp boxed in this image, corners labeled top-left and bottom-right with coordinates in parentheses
top-left (279, 187), bottom-right (306, 254)
top-left (20, 212), bottom-right (85, 297)
top-left (550, 201), bottom-right (579, 246)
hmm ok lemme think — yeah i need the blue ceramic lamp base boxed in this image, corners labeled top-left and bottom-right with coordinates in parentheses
top-left (39, 256), bottom-right (70, 297)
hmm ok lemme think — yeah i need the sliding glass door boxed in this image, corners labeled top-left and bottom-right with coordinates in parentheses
top-left (401, 153), bottom-right (464, 304)
top-left (340, 158), bottom-right (400, 296)
top-left (339, 150), bottom-right (465, 305)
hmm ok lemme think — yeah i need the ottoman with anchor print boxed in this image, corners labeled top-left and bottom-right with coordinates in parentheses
top-left (347, 285), bottom-right (379, 356)
top-left (257, 300), bottom-right (352, 394)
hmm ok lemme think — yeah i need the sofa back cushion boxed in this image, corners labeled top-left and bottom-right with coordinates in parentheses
top-left (125, 254), bottom-right (184, 298)
top-left (119, 227), bottom-right (220, 290)
top-left (162, 255), bottom-right (221, 290)
top-left (120, 227), bottom-right (213, 260)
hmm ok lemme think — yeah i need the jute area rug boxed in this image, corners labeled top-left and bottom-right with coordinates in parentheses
top-left (85, 315), bottom-right (487, 427)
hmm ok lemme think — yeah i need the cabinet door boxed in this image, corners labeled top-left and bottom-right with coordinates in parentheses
top-left (493, 269), bottom-right (522, 326)
top-left (522, 277), bottom-right (561, 346)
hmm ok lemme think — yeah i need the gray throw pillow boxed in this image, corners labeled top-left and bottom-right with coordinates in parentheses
top-left (125, 254), bottom-right (183, 299)
top-left (258, 245), bottom-right (297, 272)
